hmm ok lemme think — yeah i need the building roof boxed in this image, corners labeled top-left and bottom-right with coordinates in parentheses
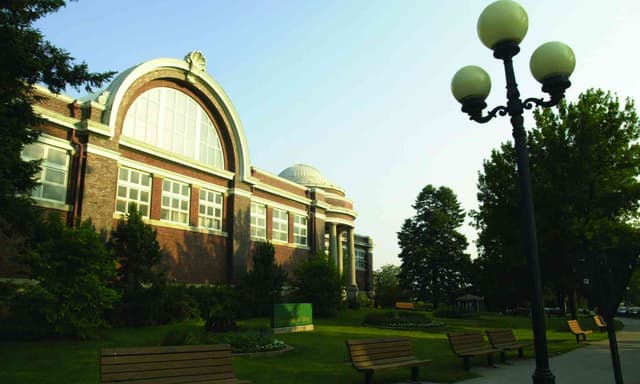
top-left (278, 164), bottom-right (338, 189)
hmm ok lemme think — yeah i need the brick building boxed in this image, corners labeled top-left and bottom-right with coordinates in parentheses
top-left (8, 51), bottom-right (374, 295)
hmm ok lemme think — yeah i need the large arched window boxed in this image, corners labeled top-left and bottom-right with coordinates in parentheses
top-left (122, 87), bottom-right (224, 169)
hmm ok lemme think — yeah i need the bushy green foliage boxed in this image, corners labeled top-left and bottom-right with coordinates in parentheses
top-left (204, 330), bottom-right (286, 353)
top-left (398, 185), bottom-right (472, 309)
top-left (158, 284), bottom-right (200, 324)
top-left (238, 242), bottom-right (287, 317)
top-left (363, 310), bottom-right (444, 329)
top-left (7, 215), bottom-right (118, 338)
top-left (433, 304), bottom-right (478, 319)
top-left (473, 89), bottom-right (640, 315)
top-left (188, 285), bottom-right (239, 332)
top-left (0, 1), bottom-right (113, 249)
top-left (108, 205), bottom-right (167, 327)
top-left (373, 264), bottom-right (404, 308)
top-left (289, 251), bottom-right (342, 317)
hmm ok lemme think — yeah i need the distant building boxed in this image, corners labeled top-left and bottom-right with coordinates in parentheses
top-left (3, 52), bottom-right (373, 294)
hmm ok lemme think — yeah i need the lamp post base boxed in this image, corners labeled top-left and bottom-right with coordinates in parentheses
top-left (532, 368), bottom-right (555, 384)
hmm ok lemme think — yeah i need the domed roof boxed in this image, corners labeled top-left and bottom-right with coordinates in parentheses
top-left (278, 164), bottom-right (334, 188)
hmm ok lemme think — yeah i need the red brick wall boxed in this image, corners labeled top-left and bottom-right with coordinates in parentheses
top-left (156, 226), bottom-right (228, 283)
top-left (82, 152), bottom-right (119, 232)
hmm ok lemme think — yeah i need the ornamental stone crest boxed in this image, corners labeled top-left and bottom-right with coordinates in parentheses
top-left (184, 51), bottom-right (206, 83)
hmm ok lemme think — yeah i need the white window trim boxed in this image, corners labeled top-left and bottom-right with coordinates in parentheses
top-left (160, 179), bottom-right (191, 225)
top-left (115, 167), bottom-right (152, 218)
top-left (272, 208), bottom-right (289, 243)
top-left (22, 142), bottom-right (71, 205)
top-left (198, 188), bottom-right (223, 231)
top-left (250, 202), bottom-right (267, 240)
top-left (293, 214), bottom-right (308, 246)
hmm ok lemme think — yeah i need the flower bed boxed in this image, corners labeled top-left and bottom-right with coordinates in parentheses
top-left (162, 328), bottom-right (289, 353)
top-left (363, 311), bottom-right (445, 329)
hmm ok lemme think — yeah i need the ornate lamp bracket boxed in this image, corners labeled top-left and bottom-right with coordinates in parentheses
top-left (460, 97), bottom-right (508, 124)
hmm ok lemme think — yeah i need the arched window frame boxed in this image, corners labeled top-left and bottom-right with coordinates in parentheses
top-left (122, 87), bottom-right (224, 170)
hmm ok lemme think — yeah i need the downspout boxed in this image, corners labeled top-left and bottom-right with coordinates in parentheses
top-left (69, 129), bottom-right (86, 227)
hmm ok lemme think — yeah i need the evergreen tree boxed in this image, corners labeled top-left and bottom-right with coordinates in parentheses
top-left (239, 242), bottom-right (288, 317)
top-left (398, 185), bottom-right (471, 308)
top-left (109, 205), bottom-right (166, 326)
top-left (0, 1), bottom-right (114, 237)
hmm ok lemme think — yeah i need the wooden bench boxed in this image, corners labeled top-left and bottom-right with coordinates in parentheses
top-left (567, 319), bottom-right (593, 343)
top-left (100, 344), bottom-right (249, 384)
top-left (394, 302), bottom-right (415, 310)
top-left (345, 337), bottom-right (431, 384)
top-left (593, 315), bottom-right (607, 331)
top-left (485, 328), bottom-right (524, 362)
top-left (447, 331), bottom-right (500, 371)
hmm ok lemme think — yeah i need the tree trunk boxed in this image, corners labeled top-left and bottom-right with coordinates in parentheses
top-left (568, 288), bottom-right (578, 320)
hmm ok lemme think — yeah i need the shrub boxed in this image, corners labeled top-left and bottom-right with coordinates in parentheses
top-left (189, 285), bottom-right (238, 332)
top-left (162, 327), bottom-right (199, 346)
top-left (158, 284), bottom-right (200, 324)
top-left (238, 242), bottom-right (287, 317)
top-left (363, 310), bottom-right (444, 329)
top-left (204, 330), bottom-right (286, 353)
top-left (373, 264), bottom-right (404, 308)
top-left (433, 304), bottom-right (478, 319)
top-left (289, 251), bottom-right (342, 317)
top-left (10, 216), bottom-right (118, 338)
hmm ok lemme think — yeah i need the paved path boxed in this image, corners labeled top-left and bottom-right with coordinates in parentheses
top-left (396, 318), bottom-right (640, 384)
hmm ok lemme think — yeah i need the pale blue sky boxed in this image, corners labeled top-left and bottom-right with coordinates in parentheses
top-left (37, 0), bottom-right (640, 268)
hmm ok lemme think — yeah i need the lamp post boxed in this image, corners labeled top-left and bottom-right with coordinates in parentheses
top-left (450, 1), bottom-right (575, 383)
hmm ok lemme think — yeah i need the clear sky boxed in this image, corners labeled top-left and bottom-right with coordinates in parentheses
top-left (36, 0), bottom-right (640, 269)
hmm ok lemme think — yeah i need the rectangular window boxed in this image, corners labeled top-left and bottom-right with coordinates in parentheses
top-left (272, 208), bottom-right (288, 242)
top-left (293, 214), bottom-right (308, 246)
top-left (115, 168), bottom-right (151, 217)
top-left (198, 189), bottom-right (223, 230)
top-left (21, 142), bottom-right (70, 204)
top-left (250, 202), bottom-right (266, 240)
top-left (161, 179), bottom-right (190, 224)
top-left (356, 249), bottom-right (367, 271)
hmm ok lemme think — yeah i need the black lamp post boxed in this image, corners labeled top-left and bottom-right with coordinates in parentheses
top-left (450, 1), bottom-right (576, 383)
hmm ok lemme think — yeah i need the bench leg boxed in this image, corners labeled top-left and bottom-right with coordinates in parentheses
top-left (488, 353), bottom-right (494, 367)
top-left (575, 334), bottom-right (580, 344)
top-left (500, 351), bottom-right (506, 363)
top-left (518, 347), bottom-right (524, 358)
top-left (583, 334), bottom-right (587, 342)
top-left (364, 371), bottom-right (373, 384)
top-left (463, 357), bottom-right (471, 371)
top-left (411, 366), bottom-right (419, 381)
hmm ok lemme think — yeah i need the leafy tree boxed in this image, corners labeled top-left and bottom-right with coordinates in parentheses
top-left (398, 185), bottom-right (471, 308)
top-left (373, 264), bottom-right (403, 308)
top-left (290, 251), bottom-right (342, 317)
top-left (0, 1), bottom-right (114, 238)
top-left (11, 214), bottom-right (118, 338)
top-left (108, 205), bottom-right (167, 326)
top-left (239, 242), bottom-right (288, 317)
top-left (473, 89), bottom-right (640, 316)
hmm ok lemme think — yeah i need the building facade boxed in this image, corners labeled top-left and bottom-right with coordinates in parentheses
top-left (5, 52), bottom-right (373, 294)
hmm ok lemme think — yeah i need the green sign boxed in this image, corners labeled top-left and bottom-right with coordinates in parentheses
top-left (271, 303), bottom-right (313, 331)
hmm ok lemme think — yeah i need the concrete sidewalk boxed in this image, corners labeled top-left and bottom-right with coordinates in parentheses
top-left (397, 318), bottom-right (640, 384)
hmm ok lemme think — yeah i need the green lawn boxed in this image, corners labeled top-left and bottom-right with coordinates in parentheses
top-left (0, 308), bottom-right (612, 383)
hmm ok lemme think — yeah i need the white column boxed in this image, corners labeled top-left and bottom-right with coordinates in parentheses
top-left (329, 222), bottom-right (337, 267)
top-left (337, 230), bottom-right (344, 276)
top-left (347, 228), bottom-right (356, 286)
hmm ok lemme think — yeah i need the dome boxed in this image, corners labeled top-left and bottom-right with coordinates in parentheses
top-left (278, 164), bottom-right (333, 188)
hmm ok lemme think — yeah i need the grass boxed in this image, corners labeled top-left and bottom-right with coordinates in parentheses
top-left (0, 308), bottom-right (613, 384)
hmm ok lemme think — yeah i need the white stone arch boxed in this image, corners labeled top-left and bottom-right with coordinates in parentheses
top-left (100, 52), bottom-right (252, 183)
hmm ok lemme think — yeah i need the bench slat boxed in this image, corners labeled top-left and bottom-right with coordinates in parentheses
top-left (101, 357), bottom-right (231, 374)
top-left (100, 344), bottom-right (247, 384)
top-left (102, 350), bottom-right (229, 365)
top-left (345, 337), bottom-right (430, 382)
